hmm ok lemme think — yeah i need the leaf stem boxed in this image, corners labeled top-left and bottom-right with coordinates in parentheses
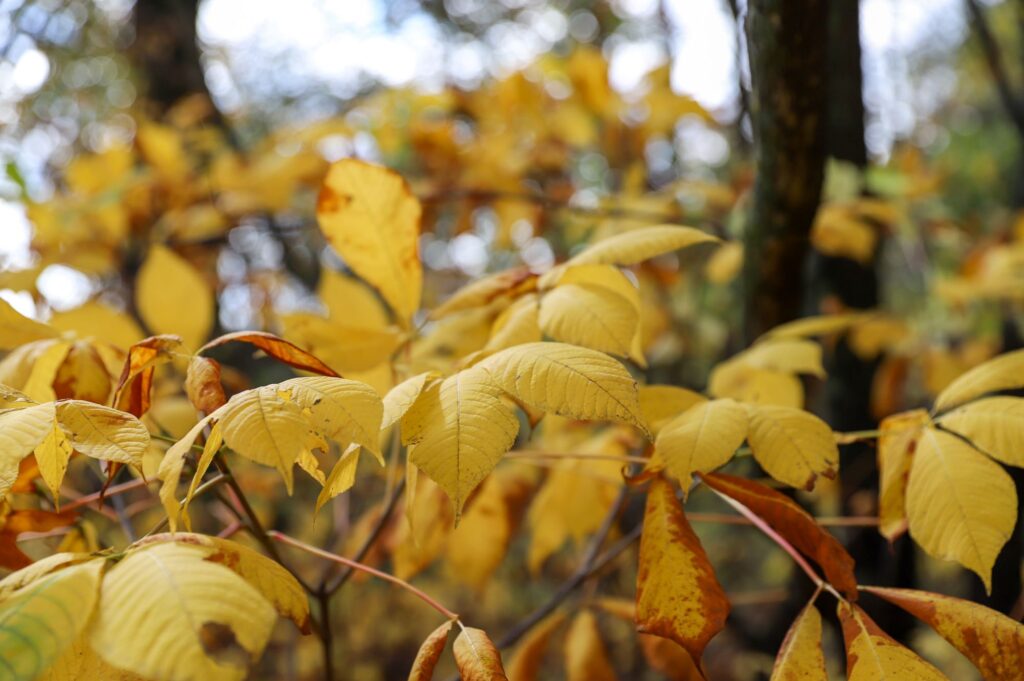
top-left (61, 477), bottom-right (151, 512)
top-left (269, 530), bottom-right (459, 620)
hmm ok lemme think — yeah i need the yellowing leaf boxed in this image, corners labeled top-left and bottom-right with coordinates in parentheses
top-left (453, 627), bottom-right (509, 681)
top-left (280, 312), bottom-right (403, 373)
top-left (906, 427), bottom-right (1016, 591)
top-left (877, 409), bottom-right (929, 541)
top-left (432, 266), bottom-right (535, 319)
top-left (636, 478), bottom-right (729, 663)
top-left (482, 294), bottom-right (542, 355)
top-left (639, 385), bottom-right (707, 435)
top-left (186, 356), bottom-right (227, 414)
top-left (564, 610), bottom-right (617, 681)
top-left (279, 377), bottom-right (383, 459)
top-left (315, 445), bottom-right (363, 513)
top-left (741, 339), bottom-right (825, 378)
top-left (708, 361), bottom-right (804, 408)
top-left (316, 159), bottom-right (422, 325)
top-left (136, 245), bottom-right (214, 350)
top-left (506, 611), bottom-right (565, 681)
top-left (49, 302), bottom-right (144, 350)
top-left (770, 603), bottom-right (827, 681)
top-left (382, 372), bottom-right (439, 430)
top-left (318, 268), bottom-right (392, 328)
top-left (564, 225), bottom-right (718, 268)
top-left (405, 368), bottom-right (520, 517)
top-left (36, 416), bottom-right (73, 503)
top-left (90, 541), bottom-right (277, 681)
top-left (745, 405), bottom-right (838, 490)
top-left (765, 313), bottom-right (868, 340)
top-left (705, 241), bottom-right (743, 284)
top-left (0, 297), bottom-right (57, 350)
top-left (408, 620), bottom-right (455, 681)
top-left (837, 601), bottom-right (947, 681)
top-left (199, 331), bottom-right (340, 377)
top-left (934, 348), bottom-right (1024, 413)
top-left (22, 340), bottom-right (72, 402)
top-left (481, 342), bottom-right (645, 431)
top-left (0, 560), bottom-right (103, 681)
top-left (938, 396), bottom-right (1024, 467)
top-left (654, 399), bottom-right (747, 490)
top-left (539, 275), bottom-right (638, 358)
top-left (37, 636), bottom-right (146, 681)
top-left (864, 586), bottom-right (1024, 681)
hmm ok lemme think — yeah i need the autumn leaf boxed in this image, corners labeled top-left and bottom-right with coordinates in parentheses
top-left (564, 610), bottom-right (617, 681)
top-left (562, 224), bottom-right (718, 268)
top-left (636, 478), bottom-right (729, 663)
top-left (708, 360), bottom-right (804, 408)
top-left (905, 427), bottom-right (1016, 591)
top-left (453, 627), bottom-right (509, 681)
top-left (382, 372), bottom-right (440, 430)
top-left (745, 404), bottom-right (838, 491)
top-left (186, 355), bottom-right (227, 414)
top-left (480, 342), bottom-right (645, 431)
top-left (864, 586), bottom-right (1024, 681)
top-left (877, 409), bottom-right (929, 541)
top-left (408, 619), bottom-right (455, 681)
top-left (770, 603), bottom-right (827, 681)
top-left (316, 159), bottom-right (423, 325)
top-left (136, 244), bottom-right (214, 350)
top-left (837, 601), bottom-right (947, 680)
top-left (315, 444), bottom-right (364, 513)
top-left (198, 330), bottom-right (340, 377)
top-left (0, 296), bottom-right (58, 350)
top-left (653, 398), bottom-right (747, 491)
top-left (404, 367), bottom-right (520, 517)
top-left (432, 266), bottom-right (536, 319)
top-left (539, 280), bottom-right (637, 358)
top-left (505, 611), bottom-right (566, 681)
top-left (702, 473), bottom-right (858, 599)
top-left (938, 396), bottom-right (1024, 466)
top-left (932, 348), bottom-right (1024, 413)
top-left (638, 385), bottom-right (707, 435)
top-left (0, 505), bottom-right (77, 570)
top-left (112, 334), bottom-right (183, 417)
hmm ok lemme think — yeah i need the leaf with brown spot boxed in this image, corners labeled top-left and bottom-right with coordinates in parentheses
top-left (636, 477), bottom-right (729, 663)
top-left (865, 586), bottom-right (1024, 681)
top-left (744, 404), bottom-right (838, 491)
top-left (837, 601), bottom-right (947, 680)
top-left (408, 620), bottom-right (455, 681)
top-left (186, 356), bottom-right (227, 414)
top-left (453, 627), bottom-right (509, 680)
top-left (770, 602), bottom-right (827, 681)
top-left (877, 409), bottom-right (929, 541)
top-left (199, 330), bottom-right (339, 377)
top-left (112, 335), bottom-right (183, 417)
top-left (702, 473), bottom-right (858, 599)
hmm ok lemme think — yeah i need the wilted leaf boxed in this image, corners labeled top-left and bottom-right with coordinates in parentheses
top-left (186, 356), bottom-right (227, 414)
top-left (112, 334), bottom-right (183, 416)
top-left (453, 627), bottom-right (509, 681)
top-left (199, 331), bottom-right (339, 377)
top-left (408, 619), bottom-right (455, 681)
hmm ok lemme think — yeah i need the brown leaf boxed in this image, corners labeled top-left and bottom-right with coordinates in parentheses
top-left (865, 586), bottom-right (1024, 681)
top-left (408, 620), bottom-right (455, 681)
top-left (636, 477), bottom-right (729, 663)
top-left (702, 473), bottom-right (858, 599)
top-left (186, 356), bottom-right (227, 414)
top-left (0, 507), bottom-right (77, 569)
top-left (199, 331), bottom-right (339, 377)
top-left (112, 334), bottom-right (183, 417)
top-left (454, 627), bottom-right (509, 680)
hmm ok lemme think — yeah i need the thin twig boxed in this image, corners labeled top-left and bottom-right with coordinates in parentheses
top-left (269, 531), bottom-right (459, 620)
top-left (965, 0), bottom-right (1024, 138)
top-left (61, 478), bottom-right (151, 512)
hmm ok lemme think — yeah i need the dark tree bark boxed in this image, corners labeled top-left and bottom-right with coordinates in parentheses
top-left (825, 1), bottom-right (868, 166)
top-left (742, 0), bottom-right (829, 344)
top-left (130, 0), bottom-right (212, 113)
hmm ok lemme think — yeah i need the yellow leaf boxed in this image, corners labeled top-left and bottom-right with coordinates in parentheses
top-left (453, 627), bottom-right (509, 681)
top-left (705, 241), bottom-right (743, 284)
top-left (315, 444), bottom-right (363, 513)
top-left (770, 603), bottom-right (827, 681)
top-left (564, 610), bottom-right (617, 681)
top-left (938, 396), bottom-right (1024, 466)
top-left (318, 268), bottom-right (391, 328)
top-left (22, 340), bottom-right (72, 402)
top-left (906, 427), bottom-right (1016, 591)
top-left (741, 339), bottom-right (825, 378)
top-left (55, 401), bottom-right (149, 466)
top-left (745, 405), bottom-right (838, 490)
top-left (317, 159), bottom-right (422, 325)
top-left (382, 372), bottom-right (440, 430)
top-left (506, 611), bottom-right (565, 681)
top-left (708, 361), bottom-right (804, 408)
top-left (280, 313), bottom-right (402, 373)
top-left (404, 367), bottom-right (520, 517)
top-left (49, 302), bottom-right (144, 350)
top-left (837, 601), bottom-right (946, 681)
top-left (136, 245), bottom-right (214, 350)
top-left (0, 297), bottom-right (57, 350)
top-left (0, 559), bottom-right (103, 681)
top-left (864, 586), bottom-right (1024, 681)
top-left (36, 415), bottom-right (73, 503)
top-left (481, 342), bottom-right (645, 431)
top-left (934, 348), bottom-right (1024, 413)
top-left (38, 636), bottom-right (147, 681)
top-left (432, 266), bottom-right (535, 319)
top-left (0, 402), bottom-right (58, 495)
top-left (157, 417), bottom-right (210, 531)
top-left (482, 294), bottom-right (542, 355)
top-left (564, 225), bottom-right (718, 268)
top-left (0, 552), bottom-right (92, 600)
top-left (636, 478), bottom-right (729, 663)
top-left (765, 313), bottom-right (868, 340)
top-left (638, 385), bottom-right (707, 435)
top-left (182, 421), bottom-right (224, 524)
top-left (654, 399), bottom-right (747, 490)
top-left (408, 620), bottom-right (455, 681)
top-left (877, 409), bottom-right (929, 541)
top-left (90, 541), bottom-right (277, 681)
top-left (279, 377), bottom-right (383, 459)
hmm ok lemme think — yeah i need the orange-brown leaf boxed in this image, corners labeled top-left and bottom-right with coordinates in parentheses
top-left (112, 334), bottom-right (183, 416)
top-left (702, 473), bottom-right (858, 599)
top-left (0, 508), bottom-right (76, 569)
top-left (408, 620), bottom-right (455, 681)
top-left (199, 330), bottom-right (340, 377)
top-left (838, 601), bottom-right (947, 680)
top-left (636, 477), bottom-right (729, 663)
top-left (865, 586), bottom-right (1024, 681)
top-left (185, 356), bottom-right (227, 414)
top-left (454, 627), bottom-right (509, 680)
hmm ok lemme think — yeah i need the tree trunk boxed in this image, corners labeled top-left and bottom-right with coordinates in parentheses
top-left (742, 0), bottom-right (828, 344)
top-left (130, 0), bottom-right (212, 113)
top-left (825, 0), bottom-right (868, 165)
